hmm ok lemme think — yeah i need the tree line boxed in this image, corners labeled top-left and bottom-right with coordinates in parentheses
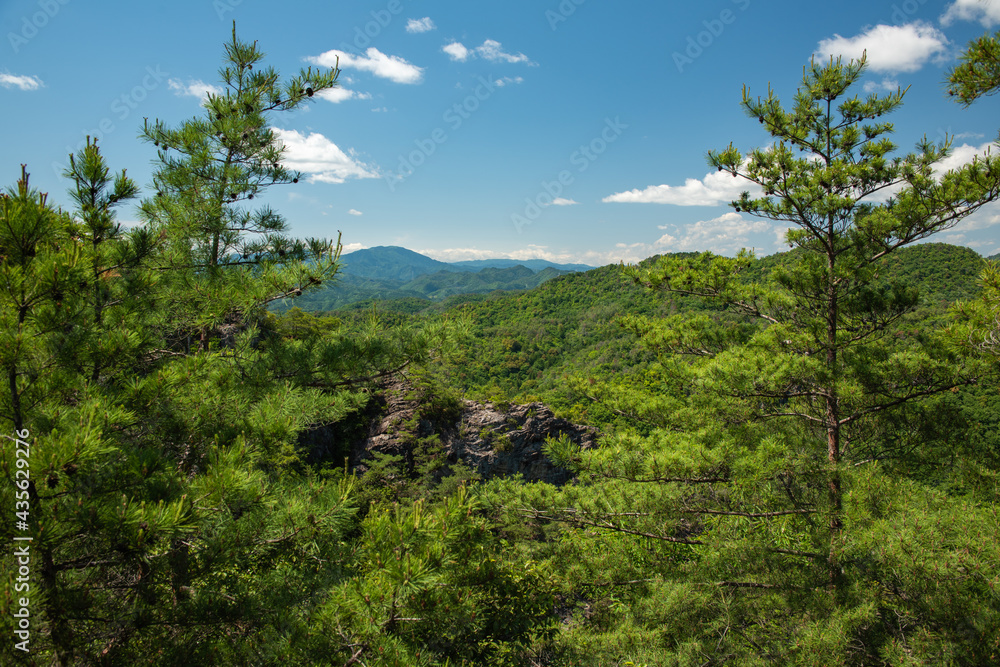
top-left (2, 26), bottom-right (1000, 666)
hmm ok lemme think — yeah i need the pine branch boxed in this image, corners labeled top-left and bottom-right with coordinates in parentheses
top-left (515, 508), bottom-right (703, 545)
top-left (678, 508), bottom-right (815, 518)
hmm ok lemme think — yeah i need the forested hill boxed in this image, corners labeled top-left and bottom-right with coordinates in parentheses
top-left (863, 242), bottom-right (988, 304)
top-left (277, 246), bottom-right (590, 311)
top-left (338, 245), bottom-right (592, 280)
top-left (290, 242), bottom-right (988, 315)
top-left (355, 242), bottom-right (990, 405)
top-left (339, 245), bottom-right (457, 281)
top-left (9, 26), bottom-right (1000, 666)
top-left (284, 263), bottom-right (573, 312)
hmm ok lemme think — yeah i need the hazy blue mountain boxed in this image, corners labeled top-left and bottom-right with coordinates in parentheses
top-left (338, 246), bottom-right (593, 281)
top-left (339, 246), bottom-right (461, 281)
top-left (402, 265), bottom-right (567, 300)
top-left (281, 260), bottom-right (571, 312)
top-left (281, 242), bottom-right (986, 314)
top-left (449, 258), bottom-right (594, 272)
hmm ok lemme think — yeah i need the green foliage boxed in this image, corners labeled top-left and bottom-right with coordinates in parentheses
top-left (0, 31), bottom-right (487, 666)
top-left (5, 24), bottom-right (1000, 667)
top-left (0, 167), bottom-right (83, 433)
top-left (948, 29), bottom-right (1000, 107)
top-left (464, 54), bottom-right (1000, 666)
top-left (953, 258), bottom-right (1000, 361)
top-left (286, 264), bottom-right (569, 312)
top-left (139, 24), bottom-right (341, 346)
top-left (296, 487), bottom-right (557, 666)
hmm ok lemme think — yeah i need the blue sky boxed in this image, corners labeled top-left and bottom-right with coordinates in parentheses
top-left (2, 0), bottom-right (1000, 265)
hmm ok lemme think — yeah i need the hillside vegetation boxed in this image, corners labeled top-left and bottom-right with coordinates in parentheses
top-left (3, 31), bottom-right (1000, 667)
top-left (284, 263), bottom-right (572, 311)
top-left (276, 246), bottom-right (584, 312)
top-left (321, 242), bottom-right (987, 413)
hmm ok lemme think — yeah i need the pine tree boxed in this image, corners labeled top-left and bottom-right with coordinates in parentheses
top-left (947, 29), bottom-right (1000, 107)
top-left (0, 167), bottom-right (82, 433)
top-left (948, 30), bottom-right (1000, 366)
top-left (624, 54), bottom-right (999, 583)
top-left (140, 23), bottom-right (341, 351)
top-left (0, 161), bottom-right (193, 666)
top-left (494, 55), bottom-right (1000, 664)
top-left (62, 137), bottom-right (158, 384)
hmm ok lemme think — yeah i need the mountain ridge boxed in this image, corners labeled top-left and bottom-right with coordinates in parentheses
top-left (339, 245), bottom-right (593, 281)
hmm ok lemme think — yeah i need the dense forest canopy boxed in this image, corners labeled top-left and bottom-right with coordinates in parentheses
top-left (2, 26), bottom-right (1000, 667)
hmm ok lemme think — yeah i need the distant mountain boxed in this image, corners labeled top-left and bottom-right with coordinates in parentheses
top-left (876, 243), bottom-right (986, 304)
top-left (281, 242), bottom-right (987, 314)
top-left (338, 246), bottom-right (594, 282)
top-left (449, 258), bottom-right (595, 273)
top-left (282, 246), bottom-right (589, 311)
top-left (281, 260), bottom-right (573, 312)
top-left (338, 246), bottom-right (458, 282)
top-left (403, 265), bottom-right (567, 300)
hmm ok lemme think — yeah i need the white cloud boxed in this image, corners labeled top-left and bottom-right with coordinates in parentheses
top-left (863, 77), bottom-right (900, 93)
top-left (814, 22), bottom-right (948, 73)
top-left (420, 243), bottom-right (717, 267)
top-left (933, 141), bottom-right (996, 176)
top-left (309, 48), bottom-right (423, 84)
top-left (581, 243), bottom-right (673, 265)
top-left (654, 212), bottom-right (772, 255)
top-left (442, 39), bottom-right (532, 64)
top-left (348, 208), bottom-right (363, 216)
top-left (317, 87), bottom-right (372, 103)
top-left (495, 76), bottom-right (524, 87)
top-left (341, 242), bottom-right (368, 253)
top-left (168, 78), bottom-right (223, 101)
top-left (774, 226), bottom-right (794, 248)
top-left (0, 72), bottom-right (42, 90)
top-left (406, 17), bottom-right (436, 33)
top-left (942, 0), bottom-right (1000, 26)
top-left (421, 247), bottom-right (501, 261)
top-left (442, 42), bottom-right (470, 62)
top-left (273, 128), bottom-right (379, 184)
top-left (420, 244), bottom-right (590, 264)
top-left (944, 198), bottom-right (1000, 234)
top-left (475, 39), bottom-right (531, 64)
top-left (550, 197), bottom-right (578, 206)
top-left (603, 168), bottom-right (761, 206)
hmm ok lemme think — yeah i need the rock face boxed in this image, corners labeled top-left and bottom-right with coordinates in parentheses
top-left (445, 399), bottom-right (597, 484)
top-left (346, 378), bottom-right (598, 484)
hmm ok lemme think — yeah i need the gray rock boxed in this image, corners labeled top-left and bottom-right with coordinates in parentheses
top-left (343, 378), bottom-right (598, 484)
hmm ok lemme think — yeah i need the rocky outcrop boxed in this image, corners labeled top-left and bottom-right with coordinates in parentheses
top-left (443, 399), bottom-right (597, 484)
top-left (343, 378), bottom-right (598, 484)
